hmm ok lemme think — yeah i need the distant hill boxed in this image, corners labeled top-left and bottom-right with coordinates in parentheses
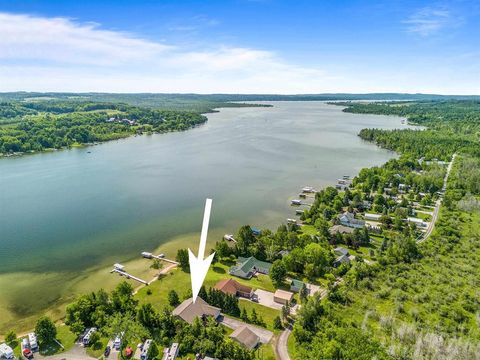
top-left (1, 92), bottom-right (479, 111)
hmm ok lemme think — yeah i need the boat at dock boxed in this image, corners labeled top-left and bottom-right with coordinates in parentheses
top-left (291, 199), bottom-right (302, 205)
top-left (224, 234), bottom-right (236, 242)
top-left (302, 186), bottom-right (316, 193)
top-left (287, 218), bottom-right (297, 224)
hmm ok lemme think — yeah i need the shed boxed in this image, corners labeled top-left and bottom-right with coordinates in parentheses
top-left (274, 289), bottom-right (294, 305)
top-left (290, 279), bottom-right (305, 293)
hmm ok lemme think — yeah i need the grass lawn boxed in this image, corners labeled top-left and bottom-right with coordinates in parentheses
top-left (300, 224), bottom-right (318, 236)
top-left (205, 262), bottom-right (276, 293)
top-left (255, 342), bottom-right (276, 360)
top-left (38, 324), bottom-right (77, 356)
top-left (287, 330), bottom-right (298, 359)
top-left (136, 261), bottom-right (277, 312)
top-left (86, 336), bottom-right (109, 358)
top-left (238, 299), bottom-right (281, 333)
top-left (136, 268), bottom-right (190, 309)
top-left (415, 212), bottom-right (432, 221)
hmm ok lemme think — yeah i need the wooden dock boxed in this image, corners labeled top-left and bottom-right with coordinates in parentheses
top-left (110, 267), bottom-right (148, 285)
top-left (142, 252), bottom-right (179, 265)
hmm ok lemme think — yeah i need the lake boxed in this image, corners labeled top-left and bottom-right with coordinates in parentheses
top-left (0, 101), bottom-right (408, 331)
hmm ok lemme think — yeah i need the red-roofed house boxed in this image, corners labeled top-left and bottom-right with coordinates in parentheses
top-left (214, 278), bottom-right (254, 299)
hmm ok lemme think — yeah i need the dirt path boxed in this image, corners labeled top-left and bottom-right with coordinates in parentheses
top-left (419, 153), bottom-right (456, 243)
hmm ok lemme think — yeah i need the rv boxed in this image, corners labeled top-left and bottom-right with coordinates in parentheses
top-left (113, 332), bottom-right (125, 350)
top-left (168, 343), bottom-right (179, 359)
top-left (28, 333), bottom-right (38, 351)
top-left (140, 339), bottom-right (152, 360)
top-left (82, 327), bottom-right (97, 346)
top-left (0, 343), bottom-right (14, 360)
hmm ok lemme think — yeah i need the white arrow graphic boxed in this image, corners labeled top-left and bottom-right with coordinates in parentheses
top-left (188, 198), bottom-right (215, 303)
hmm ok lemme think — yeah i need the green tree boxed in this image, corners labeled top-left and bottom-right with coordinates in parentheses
top-left (111, 281), bottom-right (138, 313)
top-left (106, 313), bottom-right (148, 354)
top-left (176, 248), bottom-right (190, 272)
top-left (88, 331), bottom-right (100, 347)
top-left (168, 289), bottom-right (180, 307)
top-left (299, 283), bottom-right (309, 304)
top-left (35, 316), bottom-right (57, 344)
top-left (273, 316), bottom-right (283, 329)
top-left (4, 330), bottom-right (16, 347)
top-left (148, 341), bottom-right (160, 360)
top-left (137, 303), bottom-right (159, 333)
top-left (270, 259), bottom-right (287, 286)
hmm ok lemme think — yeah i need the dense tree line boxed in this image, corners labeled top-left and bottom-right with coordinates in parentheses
top-left (343, 101), bottom-right (480, 159)
top-left (65, 281), bottom-right (253, 359)
top-left (0, 101), bottom-right (207, 154)
top-left (290, 101), bottom-right (480, 359)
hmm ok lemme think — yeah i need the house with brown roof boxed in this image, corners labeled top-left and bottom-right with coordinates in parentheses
top-left (229, 325), bottom-right (260, 349)
top-left (214, 279), bottom-right (254, 299)
top-left (273, 289), bottom-right (294, 305)
top-left (172, 297), bottom-right (221, 324)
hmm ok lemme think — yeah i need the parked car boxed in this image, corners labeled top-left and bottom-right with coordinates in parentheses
top-left (104, 345), bottom-right (111, 357)
top-left (124, 347), bottom-right (133, 359)
top-left (22, 348), bottom-right (34, 359)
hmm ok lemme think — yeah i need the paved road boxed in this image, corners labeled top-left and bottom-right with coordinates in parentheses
top-left (219, 315), bottom-right (273, 344)
top-left (419, 153), bottom-right (456, 243)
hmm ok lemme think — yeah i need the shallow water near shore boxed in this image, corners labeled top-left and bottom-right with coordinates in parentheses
top-left (0, 101), bottom-right (412, 332)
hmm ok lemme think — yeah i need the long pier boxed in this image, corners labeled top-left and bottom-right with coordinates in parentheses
top-left (110, 267), bottom-right (148, 285)
top-left (141, 252), bottom-right (179, 265)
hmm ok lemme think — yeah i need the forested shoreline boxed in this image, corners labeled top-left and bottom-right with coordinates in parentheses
top-left (2, 98), bottom-right (480, 359)
top-left (288, 101), bottom-right (480, 359)
top-left (0, 101), bottom-right (208, 155)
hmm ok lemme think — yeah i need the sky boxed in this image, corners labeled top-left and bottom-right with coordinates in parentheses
top-left (0, 0), bottom-right (479, 94)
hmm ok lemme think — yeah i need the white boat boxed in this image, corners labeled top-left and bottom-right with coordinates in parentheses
top-left (141, 252), bottom-right (153, 259)
top-left (291, 199), bottom-right (302, 205)
top-left (223, 234), bottom-right (235, 241)
top-left (113, 263), bottom-right (125, 272)
top-left (287, 218), bottom-right (297, 224)
top-left (302, 186), bottom-right (315, 193)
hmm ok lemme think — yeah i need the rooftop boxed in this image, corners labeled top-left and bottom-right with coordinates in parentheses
top-left (214, 278), bottom-right (252, 296)
top-left (274, 289), bottom-right (294, 301)
top-left (172, 297), bottom-right (221, 324)
top-left (230, 325), bottom-right (260, 349)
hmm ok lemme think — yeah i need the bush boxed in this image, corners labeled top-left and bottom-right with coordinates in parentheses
top-left (168, 290), bottom-right (180, 307)
top-left (273, 316), bottom-right (283, 330)
top-left (5, 330), bottom-right (16, 346)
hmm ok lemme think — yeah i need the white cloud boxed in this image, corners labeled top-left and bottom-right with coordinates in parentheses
top-left (404, 7), bottom-right (460, 37)
top-left (0, 12), bottom-right (338, 93)
top-left (0, 11), bottom-right (478, 94)
top-left (0, 13), bottom-right (170, 66)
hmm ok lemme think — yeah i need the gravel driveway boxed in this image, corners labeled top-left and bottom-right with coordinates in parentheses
top-left (253, 289), bottom-right (283, 310)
